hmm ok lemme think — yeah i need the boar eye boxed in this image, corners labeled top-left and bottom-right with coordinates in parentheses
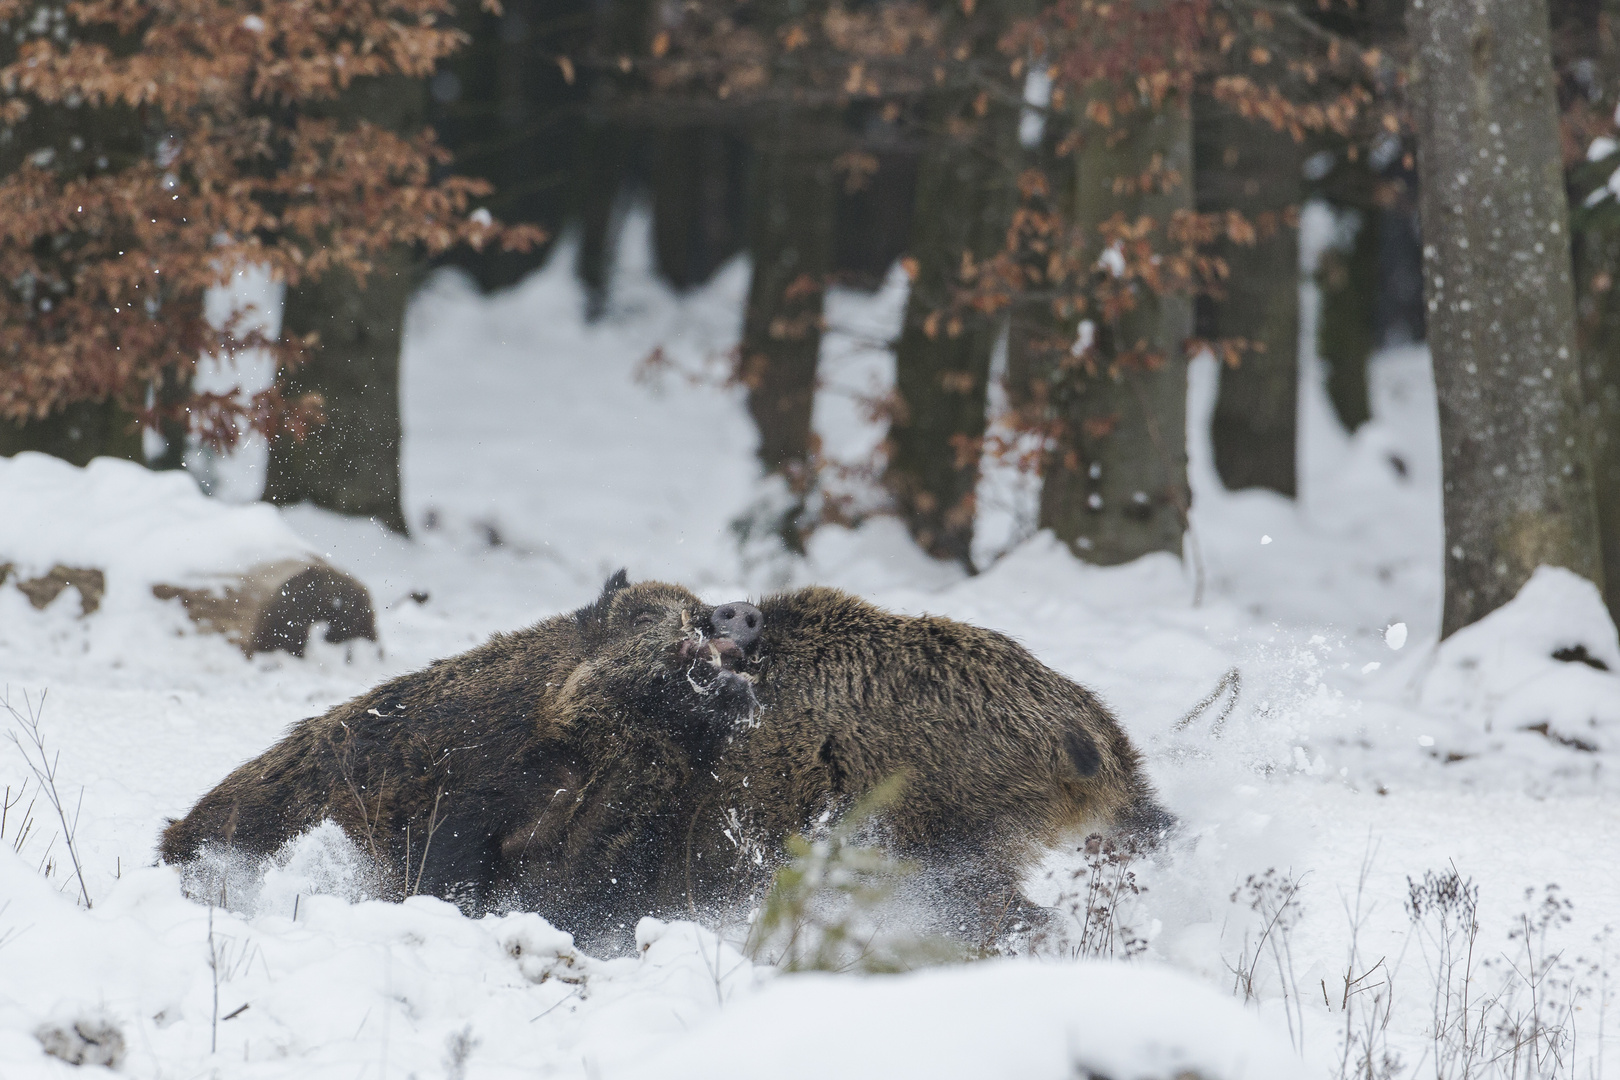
top-left (631, 610), bottom-right (661, 627)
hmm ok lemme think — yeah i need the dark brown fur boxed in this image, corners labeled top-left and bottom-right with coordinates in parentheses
top-left (159, 573), bottom-right (759, 934)
top-left (669, 586), bottom-right (1172, 933)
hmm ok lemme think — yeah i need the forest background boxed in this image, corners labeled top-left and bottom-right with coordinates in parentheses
top-left (0, 0), bottom-right (1614, 641)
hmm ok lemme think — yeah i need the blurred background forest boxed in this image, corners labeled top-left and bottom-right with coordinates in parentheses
top-left (0, 0), bottom-right (1614, 638)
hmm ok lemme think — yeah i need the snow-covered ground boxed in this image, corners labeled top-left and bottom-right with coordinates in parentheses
top-left (1, 209), bottom-right (1617, 1078)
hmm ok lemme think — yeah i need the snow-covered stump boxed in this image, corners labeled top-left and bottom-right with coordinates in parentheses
top-left (151, 559), bottom-right (375, 657)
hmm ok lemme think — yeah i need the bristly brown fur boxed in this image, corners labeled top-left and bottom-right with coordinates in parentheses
top-left (162, 577), bottom-right (1166, 946)
top-left (158, 574), bottom-right (759, 936)
top-left (667, 585), bottom-right (1172, 935)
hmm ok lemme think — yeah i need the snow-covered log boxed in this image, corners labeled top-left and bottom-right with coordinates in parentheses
top-left (150, 559), bottom-right (375, 657)
top-left (0, 452), bottom-right (376, 655)
top-left (3, 563), bottom-right (105, 616)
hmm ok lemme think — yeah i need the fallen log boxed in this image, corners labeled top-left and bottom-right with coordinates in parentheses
top-left (151, 559), bottom-right (377, 657)
top-left (1, 454), bottom-right (377, 657)
top-left (6, 564), bottom-right (106, 616)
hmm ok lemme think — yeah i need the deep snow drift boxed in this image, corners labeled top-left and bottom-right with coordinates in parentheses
top-left (1, 210), bottom-right (1617, 1078)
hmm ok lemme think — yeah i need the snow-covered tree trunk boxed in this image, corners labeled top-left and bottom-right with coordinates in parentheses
top-left (1407, 0), bottom-right (1604, 636)
top-left (1039, 92), bottom-right (1193, 565)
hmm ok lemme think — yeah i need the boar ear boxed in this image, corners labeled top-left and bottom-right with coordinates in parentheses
top-left (575, 569), bottom-right (630, 633)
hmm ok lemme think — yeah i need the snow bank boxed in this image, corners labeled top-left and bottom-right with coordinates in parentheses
top-left (619, 959), bottom-right (1302, 1080)
top-left (1420, 566), bottom-right (1620, 760)
top-left (0, 842), bottom-right (767, 1078)
top-left (0, 451), bottom-right (314, 615)
top-left (0, 840), bottom-right (1297, 1080)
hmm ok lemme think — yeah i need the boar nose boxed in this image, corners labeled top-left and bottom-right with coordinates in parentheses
top-left (711, 602), bottom-right (763, 648)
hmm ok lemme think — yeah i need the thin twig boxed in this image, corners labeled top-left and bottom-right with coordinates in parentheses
top-left (1172, 667), bottom-right (1241, 736)
top-left (4, 690), bottom-right (93, 909)
top-left (208, 904), bottom-right (220, 1055)
top-left (408, 788), bottom-right (448, 897)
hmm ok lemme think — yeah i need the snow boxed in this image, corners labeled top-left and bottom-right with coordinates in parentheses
top-left (1419, 567), bottom-right (1620, 758)
top-left (621, 961), bottom-right (1303, 1080)
top-left (0, 452), bottom-right (314, 621)
top-left (2, 206), bottom-right (1617, 1078)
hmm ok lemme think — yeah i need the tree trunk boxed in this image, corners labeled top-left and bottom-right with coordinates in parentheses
top-left (740, 109), bottom-right (836, 489)
top-left (0, 10), bottom-right (152, 467)
top-left (0, 400), bottom-right (144, 466)
top-left (264, 76), bottom-right (423, 532)
top-left (653, 125), bottom-right (747, 290)
top-left (831, 110), bottom-right (918, 291)
top-left (1575, 0), bottom-right (1620, 626)
top-left (1195, 98), bottom-right (1301, 496)
top-left (576, 120), bottom-right (631, 319)
top-left (1579, 232), bottom-right (1620, 625)
top-left (1408, 0), bottom-right (1604, 636)
top-left (886, 93), bottom-right (1022, 568)
top-left (1315, 203), bottom-right (1377, 433)
top-left (1039, 93), bottom-right (1193, 565)
top-left (265, 249), bottom-right (415, 532)
top-left (574, 0), bottom-right (656, 317)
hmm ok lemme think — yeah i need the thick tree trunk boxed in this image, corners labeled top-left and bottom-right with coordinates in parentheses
top-left (1408, 0), bottom-right (1604, 636)
top-left (1195, 99), bottom-right (1301, 496)
top-left (574, 0), bottom-right (656, 316)
top-left (886, 93), bottom-right (1022, 568)
top-left (1039, 94), bottom-right (1193, 565)
top-left (264, 76), bottom-right (422, 532)
top-left (831, 115), bottom-right (918, 290)
top-left (653, 125), bottom-right (747, 290)
top-left (265, 249), bottom-right (415, 532)
top-left (0, 400), bottom-right (144, 466)
top-left (1576, 0), bottom-right (1620, 626)
top-left (740, 109), bottom-right (836, 487)
top-left (0, 12), bottom-right (154, 467)
top-left (1579, 233), bottom-right (1620, 625)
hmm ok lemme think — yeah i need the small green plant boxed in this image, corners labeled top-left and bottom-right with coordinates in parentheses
top-left (744, 775), bottom-right (965, 973)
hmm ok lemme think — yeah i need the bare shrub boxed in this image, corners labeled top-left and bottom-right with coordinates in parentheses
top-left (0, 899), bottom-right (21, 952)
top-left (1331, 846), bottom-right (1400, 1080)
top-left (2, 779), bottom-right (39, 856)
top-left (1227, 868), bottom-right (1306, 1052)
top-left (1405, 870), bottom-right (1603, 1080)
top-left (1040, 833), bottom-right (1149, 961)
top-left (205, 904), bottom-right (261, 1055)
